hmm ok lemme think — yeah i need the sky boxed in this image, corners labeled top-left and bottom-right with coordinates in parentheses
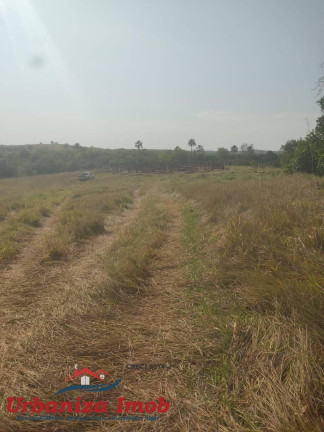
top-left (0, 0), bottom-right (323, 151)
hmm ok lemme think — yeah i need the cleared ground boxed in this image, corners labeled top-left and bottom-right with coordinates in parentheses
top-left (0, 168), bottom-right (323, 432)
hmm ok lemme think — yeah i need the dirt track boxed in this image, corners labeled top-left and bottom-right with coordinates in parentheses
top-left (0, 190), bottom-right (210, 431)
top-left (98, 195), bottom-right (201, 431)
top-left (0, 191), bottom-right (143, 429)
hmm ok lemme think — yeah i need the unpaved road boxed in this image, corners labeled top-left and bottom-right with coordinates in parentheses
top-left (97, 195), bottom-right (203, 432)
top-left (0, 190), bottom-right (208, 432)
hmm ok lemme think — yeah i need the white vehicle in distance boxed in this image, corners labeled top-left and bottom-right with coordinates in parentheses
top-left (78, 171), bottom-right (95, 181)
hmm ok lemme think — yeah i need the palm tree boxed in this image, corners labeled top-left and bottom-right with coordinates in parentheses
top-left (187, 138), bottom-right (197, 157)
top-left (196, 144), bottom-right (204, 153)
top-left (135, 140), bottom-right (143, 150)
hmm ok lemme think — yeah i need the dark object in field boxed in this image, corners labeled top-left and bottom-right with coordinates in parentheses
top-left (78, 172), bottom-right (95, 181)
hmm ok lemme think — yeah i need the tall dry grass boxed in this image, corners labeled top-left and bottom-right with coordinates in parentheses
top-left (0, 173), bottom-right (77, 260)
top-left (0, 172), bottom-right (138, 261)
top-left (41, 178), bottom-right (137, 262)
top-left (58, 187), bottom-right (133, 241)
top-left (174, 170), bottom-right (324, 431)
top-left (0, 190), bottom-right (168, 432)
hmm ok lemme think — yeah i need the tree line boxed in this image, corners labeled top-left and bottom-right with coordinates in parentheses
top-left (280, 96), bottom-right (324, 175)
top-left (0, 140), bottom-right (282, 179)
top-left (1, 96), bottom-right (323, 179)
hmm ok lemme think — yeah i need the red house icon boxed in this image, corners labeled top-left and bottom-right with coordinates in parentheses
top-left (67, 368), bottom-right (112, 386)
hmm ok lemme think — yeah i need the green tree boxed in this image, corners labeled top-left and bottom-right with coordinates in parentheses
top-left (240, 143), bottom-right (248, 152)
top-left (135, 140), bottom-right (143, 150)
top-left (286, 97), bottom-right (324, 175)
top-left (196, 144), bottom-right (204, 153)
top-left (195, 145), bottom-right (205, 163)
top-left (0, 159), bottom-right (16, 178)
top-left (315, 68), bottom-right (324, 97)
top-left (188, 138), bottom-right (197, 158)
top-left (247, 144), bottom-right (254, 155)
top-left (216, 147), bottom-right (230, 162)
top-left (264, 151), bottom-right (280, 167)
top-left (280, 139), bottom-right (299, 166)
top-left (230, 145), bottom-right (238, 155)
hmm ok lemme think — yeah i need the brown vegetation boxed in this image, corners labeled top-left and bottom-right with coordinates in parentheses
top-left (0, 168), bottom-right (323, 431)
top-left (172, 168), bottom-right (324, 431)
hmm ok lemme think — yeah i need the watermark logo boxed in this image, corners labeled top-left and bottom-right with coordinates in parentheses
top-left (6, 364), bottom-right (170, 421)
top-left (56, 366), bottom-right (122, 394)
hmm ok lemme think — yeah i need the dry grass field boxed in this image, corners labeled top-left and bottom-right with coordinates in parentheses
top-left (0, 168), bottom-right (323, 432)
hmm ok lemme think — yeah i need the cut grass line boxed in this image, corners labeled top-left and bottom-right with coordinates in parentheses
top-left (100, 194), bottom-right (168, 302)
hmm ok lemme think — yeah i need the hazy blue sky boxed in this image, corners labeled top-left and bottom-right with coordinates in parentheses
top-left (0, 0), bottom-right (323, 150)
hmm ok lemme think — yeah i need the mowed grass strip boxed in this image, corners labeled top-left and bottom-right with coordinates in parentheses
top-left (173, 171), bottom-right (324, 431)
top-left (0, 193), bottom-right (168, 432)
top-left (101, 194), bottom-right (168, 301)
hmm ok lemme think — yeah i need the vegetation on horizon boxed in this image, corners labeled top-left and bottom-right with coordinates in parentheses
top-left (281, 96), bottom-right (324, 175)
top-left (1, 94), bottom-right (323, 180)
top-left (0, 141), bottom-right (282, 178)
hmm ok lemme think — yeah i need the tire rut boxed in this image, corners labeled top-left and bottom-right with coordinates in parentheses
top-left (95, 193), bottom-right (201, 432)
top-left (0, 191), bottom-right (143, 413)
